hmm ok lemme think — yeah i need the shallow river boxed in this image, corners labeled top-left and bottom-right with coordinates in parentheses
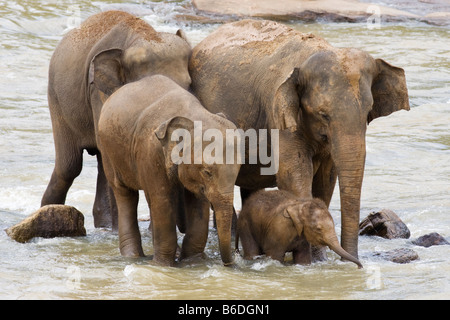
top-left (0, 0), bottom-right (449, 300)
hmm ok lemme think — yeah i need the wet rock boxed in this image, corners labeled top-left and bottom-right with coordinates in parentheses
top-left (359, 209), bottom-right (410, 239)
top-left (421, 11), bottom-right (450, 26)
top-left (374, 248), bottom-right (419, 264)
top-left (411, 232), bottom-right (450, 247)
top-left (5, 205), bottom-right (86, 243)
top-left (185, 0), bottom-right (450, 26)
top-left (191, 0), bottom-right (420, 23)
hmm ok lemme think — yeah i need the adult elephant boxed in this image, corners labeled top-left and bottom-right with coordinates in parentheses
top-left (41, 11), bottom-right (191, 229)
top-left (189, 19), bottom-right (410, 259)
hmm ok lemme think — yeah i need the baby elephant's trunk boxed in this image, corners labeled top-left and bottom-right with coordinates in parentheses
top-left (327, 236), bottom-right (363, 269)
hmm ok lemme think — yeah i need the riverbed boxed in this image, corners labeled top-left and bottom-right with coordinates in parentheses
top-left (0, 0), bottom-right (449, 300)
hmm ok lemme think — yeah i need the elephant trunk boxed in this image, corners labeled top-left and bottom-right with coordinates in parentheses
top-left (331, 132), bottom-right (366, 259)
top-left (211, 195), bottom-right (234, 266)
top-left (326, 235), bottom-right (363, 269)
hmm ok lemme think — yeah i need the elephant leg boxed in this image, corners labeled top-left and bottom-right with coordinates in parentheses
top-left (175, 186), bottom-right (187, 234)
top-left (180, 189), bottom-right (210, 260)
top-left (149, 195), bottom-right (178, 266)
top-left (114, 186), bottom-right (143, 257)
top-left (237, 220), bottom-right (261, 260)
top-left (265, 248), bottom-right (285, 263)
top-left (41, 131), bottom-right (83, 206)
top-left (293, 236), bottom-right (312, 265)
top-left (276, 130), bottom-right (314, 198)
top-left (311, 155), bottom-right (338, 261)
top-left (93, 152), bottom-right (118, 230)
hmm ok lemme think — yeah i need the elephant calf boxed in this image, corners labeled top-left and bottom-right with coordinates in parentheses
top-left (236, 190), bottom-right (362, 268)
top-left (97, 75), bottom-right (240, 266)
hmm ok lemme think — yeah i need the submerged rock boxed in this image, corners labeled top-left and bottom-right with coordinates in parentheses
top-left (6, 205), bottom-right (86, 243)
top-left (411, 232), bottom-right (450, 248)
top-left (359, 209), bottom-right (410, 239)
top-left (373, 248), bottom-right (419, 264)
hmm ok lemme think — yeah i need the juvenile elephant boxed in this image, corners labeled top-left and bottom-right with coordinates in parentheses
top-left (41, 11), bottom-right (191, 229)
top-left (190, 19), bottom-right (410, 259)
top-left (97, 75), bottom-right (241, 266)
top-left (236, 190), bottom-right (362, 268)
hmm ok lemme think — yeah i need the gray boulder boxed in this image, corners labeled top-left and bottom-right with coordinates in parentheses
top-left (359, 209), bottom-right (410, 239)
top-left (373, 248), bottom-right (419, 264)
top-left (6, 205), bottom-right (86, 243)
top-left (411, 232), bottom-right (449, 248)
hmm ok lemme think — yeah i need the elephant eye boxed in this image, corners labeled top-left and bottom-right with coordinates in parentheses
top-left (319, 111), bottom-right (330, 122)
top-left (203, 169), bottom-right (213, 179)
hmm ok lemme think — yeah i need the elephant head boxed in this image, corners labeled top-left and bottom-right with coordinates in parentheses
top-left (272, 48), bottom-right (409, 258)
top-left (88, 23), bottom-right (191, 115)
top-left (285, 199), bottom-right (363, 268)
top-left (155, 116), bottom-right (241, 265)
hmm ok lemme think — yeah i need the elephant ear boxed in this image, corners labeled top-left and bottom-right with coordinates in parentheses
top-left (176, 29), bottom-right (190, 46)
top-left (283, 203), bottom-right (305, 237)
top-left (368, 59), bottom-right (410, 124)
top-left (155, 116), bottom-right (195, 170)
top-left (88, 48), bottom-right (125, 97)
top-left (215, 112), bottom-right (228, 120)
top-left (270, 68), bottom-right (301, 131)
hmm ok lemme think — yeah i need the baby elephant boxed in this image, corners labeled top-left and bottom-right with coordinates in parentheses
top-left (236, 190), bottom-right (362, 268)
top-left (97, 75), bottom-right (240, 266)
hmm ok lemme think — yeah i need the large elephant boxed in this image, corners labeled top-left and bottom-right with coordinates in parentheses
top-left (189, 19), bottom-right (410, 259)
top-left (236, 189), bottom-right (362, 268)
top-left (97, 75), bottom-right (241, 266)
top-left (41, 11), bottom-right (191, 229)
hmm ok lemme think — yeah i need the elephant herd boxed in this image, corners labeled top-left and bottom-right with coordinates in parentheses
top-left (40, 11), bottom-right (409, 269)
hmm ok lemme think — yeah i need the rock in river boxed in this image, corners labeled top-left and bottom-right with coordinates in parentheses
top-left (359, 209), bottom-right (411, 239)
top-left (411, 232), bottom-right (450, 248)
top-left (373, 248), bottom-right (419, 264)
top-left (5, 205), bottom-right (86, 243)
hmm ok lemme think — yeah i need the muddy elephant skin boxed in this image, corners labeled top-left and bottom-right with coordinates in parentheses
top-left (190, 19), bottom-right (410, 258)
top-left (236, 189), bottom-right (362, 268)
top-left (97, 75), bottom-right (241, 266)
top-left (41, 11), bottom-right (192, 229)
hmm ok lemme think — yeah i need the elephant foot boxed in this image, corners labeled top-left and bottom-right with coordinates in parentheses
top-left (151, 255), bottom-right (176, 267)
top-left (93, 209), bottom-right (113, 229)
top-left (119, 236), bottom-right (144, 258)
top-left (311, 245), bottom-right (328, 262)
top-left (92, 193), bottom-right (118, 230)
top-left (120, 248), bottom-right (145, 258)
top-left (293, 250), bottom-right (312, 265)
top-left (178, 252), bottom-right (208, 266)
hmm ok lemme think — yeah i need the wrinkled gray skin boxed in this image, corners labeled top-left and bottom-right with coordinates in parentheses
top-left (190, 19), bottom-right (410, 259)
top-left (41, 11), bottom-right (191, 229)
top-left (97, 75), bottom-right (241, 266)
top-left (236, 190), bottom-right (362, 268)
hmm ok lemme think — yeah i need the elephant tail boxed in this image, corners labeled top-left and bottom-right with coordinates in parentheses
top-left (234, 229), bottom-right (240, 254)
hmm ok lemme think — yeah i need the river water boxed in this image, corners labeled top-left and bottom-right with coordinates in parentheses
top-left (0, 0), bottom-right (449, 300)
